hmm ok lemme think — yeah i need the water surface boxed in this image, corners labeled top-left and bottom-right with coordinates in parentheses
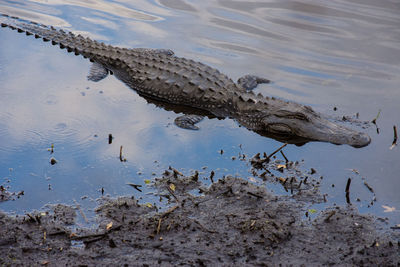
top-left (0, 0), bottom-right (399, 224)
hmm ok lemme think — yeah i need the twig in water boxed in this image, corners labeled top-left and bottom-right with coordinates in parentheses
top-left (298, 180), bottom-right (303, 189)
top-left (390, 125), bottom-right (397, 150)
top-left (280, 150), bottom-right (289, 163)
top-left (363, 181), bottom-right (374, 193)
top-left (210, 170), bottom-right (215, 183)
top-left (371, 109), bottom-right (381, 134)
top-left (268, 143), bottom-right (288, 159)
top-left (167, 186), bottom-right (179, 202)
top-left (345, 178), bottom-right (351, 204)
top-left (108, 134), bottom-right (113, 144)
top-left (127, 183), bottom-right (142, 192)
top-left (371, 109), bottom-right (381, 125)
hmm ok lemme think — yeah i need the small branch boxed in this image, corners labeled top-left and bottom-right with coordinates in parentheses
top-left (268, 143), bottom-right (288, 159)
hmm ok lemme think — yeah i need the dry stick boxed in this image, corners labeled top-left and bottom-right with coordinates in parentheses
top-left (119, 146), bottom-right (123, 161)
top-left (156, 218), bottom-right (162, 235)
top-left (268, 143), bottom-right (288, 159)
top-left (345, 178), bottom-right (351, 204)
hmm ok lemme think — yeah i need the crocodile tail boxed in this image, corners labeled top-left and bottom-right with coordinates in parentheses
top-left (0, 14), bottom-right (101, 60)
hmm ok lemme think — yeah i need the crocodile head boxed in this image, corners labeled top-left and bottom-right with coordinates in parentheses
top-left (247, 105), bottom-right (371, 148)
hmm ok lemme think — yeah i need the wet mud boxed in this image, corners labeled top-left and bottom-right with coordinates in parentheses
top-left (1, 169), bottom-right (399, 266)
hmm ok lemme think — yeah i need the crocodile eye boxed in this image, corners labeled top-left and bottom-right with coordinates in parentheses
top-left (275, 110), bottom-right (309, 121)
top-left (292, 113), bottom-right (308, 121)
top-left (267, 123), bottom-right (292, 135)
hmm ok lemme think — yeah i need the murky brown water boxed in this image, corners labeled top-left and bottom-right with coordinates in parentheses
top-left (0, 0), bottom-right (399, 223)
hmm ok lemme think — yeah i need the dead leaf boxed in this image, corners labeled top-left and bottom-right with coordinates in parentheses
top-left (145, 203), bottom-right (152, 208)
top-left (277, 164), bottom-right (286, 169)
top-left (382, 205), bottom-right (396, 213)
top-left (308, 209), bottom-right (317, 214)
top-left (106, 222), bottom-right (113, 230)
top-left (169, 183), bottom-right (176, 192)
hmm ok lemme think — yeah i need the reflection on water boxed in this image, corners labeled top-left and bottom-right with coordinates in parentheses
top-left (0, 0), bottom-right (399, 223)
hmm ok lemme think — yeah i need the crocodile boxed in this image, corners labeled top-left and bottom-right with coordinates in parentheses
top-left (0, 14), bottom-right (371, 148)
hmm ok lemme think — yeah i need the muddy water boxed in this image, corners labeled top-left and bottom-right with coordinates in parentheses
top-left (0, 0), bottom-right (399, 223)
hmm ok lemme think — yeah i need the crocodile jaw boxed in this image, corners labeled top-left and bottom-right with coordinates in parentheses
top-left (259, 113), bottom-right (371, 148)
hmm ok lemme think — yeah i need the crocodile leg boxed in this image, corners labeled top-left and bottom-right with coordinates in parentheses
top-left (87, 62), bottom-right (109, 82)
top-left (237, 75), bottom-right (270, 91)
top-left (174, 115), bottom-right (204, 130)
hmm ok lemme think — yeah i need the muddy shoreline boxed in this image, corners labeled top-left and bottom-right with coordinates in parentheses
top-left (1, 167), bottom-right (399, 266)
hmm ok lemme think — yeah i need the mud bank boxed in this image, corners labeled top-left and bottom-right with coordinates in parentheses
top-left (1, 169), bottom-right (399, 266)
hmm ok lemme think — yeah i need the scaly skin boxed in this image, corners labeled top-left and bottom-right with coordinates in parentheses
top-left (0, 14), bottom-right (371, 147)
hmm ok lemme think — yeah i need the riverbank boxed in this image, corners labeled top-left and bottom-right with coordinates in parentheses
top-left (1, 168), bottom-right (399, 266)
